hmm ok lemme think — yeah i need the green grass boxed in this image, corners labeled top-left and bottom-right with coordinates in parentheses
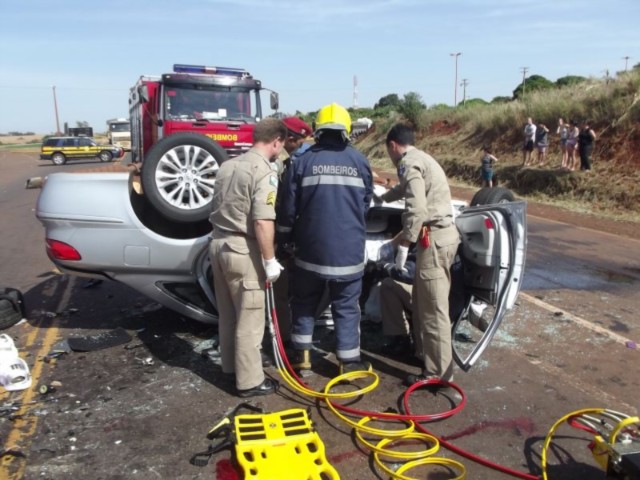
top-left (354, 70), bottom-right (640, 222)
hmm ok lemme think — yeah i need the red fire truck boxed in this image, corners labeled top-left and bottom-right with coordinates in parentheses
top-left (129, 64), bottom-right (279, 223)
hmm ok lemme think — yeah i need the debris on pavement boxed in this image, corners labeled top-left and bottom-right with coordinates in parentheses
top-left (67, 327), bottom-right (132, 352)
top-left (0, 334), bottom-right (32, 391)
top-left (82, 279), bottom-right (103, 289)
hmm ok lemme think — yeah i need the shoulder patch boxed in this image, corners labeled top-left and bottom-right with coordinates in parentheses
top-left (398, 163), bottom-right (406, 178)
top-left (269, 175), bottom-right (278, 187)
top-left (266, 191), bottom-right (276, 207)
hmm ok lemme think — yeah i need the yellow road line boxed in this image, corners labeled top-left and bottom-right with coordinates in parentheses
top-left (1, 318), bottom-right (60, 478)
top-left (1, 276), bottom-right (72, 479)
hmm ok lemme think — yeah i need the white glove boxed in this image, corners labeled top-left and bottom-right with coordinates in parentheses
top-left (263, 257), bottom-right (284, 283)
top-left (395, 245), bottom-right (409, 271)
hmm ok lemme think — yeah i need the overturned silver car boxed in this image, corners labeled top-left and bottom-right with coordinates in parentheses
top-left (35, 165), bottom-right (526, 371)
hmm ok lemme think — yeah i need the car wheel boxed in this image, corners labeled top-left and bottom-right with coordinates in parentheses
top-left (471, 187), bottom-right (515, 205)
top-left (141, 132), bottom-right (228, 223)
top-left (99, 151), bottom-right (113, 162)
top-left (52, 153), bottom-right (66, 165)
top-left (483, 187), bottom-right (515, 204)
top-left (0, 288), bottom-right (25, 330)
top-left (469, 187), bottom-right (493, 206)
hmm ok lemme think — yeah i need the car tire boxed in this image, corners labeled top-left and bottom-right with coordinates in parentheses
top-left (0, 288), bottom-right (26, 330)
top-left (470, 187), bottom-right (515, 206)
top-left (483, 187), bottom-right (515, 204)
top-left (52, 153), bottom-right (66, 165)
top-left (99, 151), bottom-right (113, 162)
top-left (141, 132), bottom-right (229, 223)
top-left (469, 187), bottom-right (492, 206)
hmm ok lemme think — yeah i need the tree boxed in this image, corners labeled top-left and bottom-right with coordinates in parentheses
top-left (76, 120), bottom-right (90, 127)
top-left (556, 75), bottom-right (587, 87)
top-left (491, 96), bottom-right (513, 103)
top-left (374, 93), bottom-right (400, 110)
top-left (513, 74), bottom-right (554, 99)
top-left (463, 98), bottom-right (488, 107)
top-left (397, 92), bottom-right (426, 128)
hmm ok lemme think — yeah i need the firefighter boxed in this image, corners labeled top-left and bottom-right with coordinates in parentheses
top-left (273, 117), bottom-right (313, 345)
top-left (276, 103), bottom-right (373, 375)
top-left (209, 118), bottom-right (287, 398)
top-left (376, 123), bottom-right (461, 386)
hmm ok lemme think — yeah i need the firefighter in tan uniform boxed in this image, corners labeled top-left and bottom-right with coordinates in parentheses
top-left (209, 118), bottom-right (287, 398)
top-left (377, 123), bottom-right (460, 385)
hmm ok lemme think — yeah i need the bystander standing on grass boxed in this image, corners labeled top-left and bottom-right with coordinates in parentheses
top-left (556, 118), bottom-right (569, 169)
top-left (566, 120), bottom-right (580, 171)
top-left (522, 117), bottom-right (536, 166)
top-left (480, 145), bottom-right (498, 187)
top-left (578, 120), bottom-right (597, 172)
top-left (535, 123), bottom-right (550, 166)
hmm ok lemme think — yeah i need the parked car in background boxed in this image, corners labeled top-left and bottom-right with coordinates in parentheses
top-left (34, 160), bottom-right (527, 372)
top-left (40, 136), bottom-right (124, 165)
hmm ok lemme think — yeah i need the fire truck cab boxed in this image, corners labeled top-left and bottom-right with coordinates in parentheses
top-left (128, 64), bottom-right (279, 223)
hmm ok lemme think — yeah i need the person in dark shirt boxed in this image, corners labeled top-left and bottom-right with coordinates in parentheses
top-left (578, 120), bottom-right (597, 171)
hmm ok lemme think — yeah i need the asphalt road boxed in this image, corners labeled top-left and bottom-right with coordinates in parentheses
top-left (0, 152), bottom-right (638, 480)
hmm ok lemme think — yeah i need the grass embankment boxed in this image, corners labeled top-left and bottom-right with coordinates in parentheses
top-left (355, 72), bottom-right (640, 223)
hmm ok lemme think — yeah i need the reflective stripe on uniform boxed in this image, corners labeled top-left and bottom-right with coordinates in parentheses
top-left (336, 347), bottom-right (360, 360)
top-left (295, 258), bottom-right (364, 276)
top-left (291, 333), bottom-right (313, 345)
top-left (301, 175), bottom-right (365, 188)
top-left (276, 224), bottom-right (292, 233)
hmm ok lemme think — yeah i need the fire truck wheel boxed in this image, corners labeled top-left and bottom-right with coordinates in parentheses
top-left (52, 153), bottom-right (66, 166)
top-left (141, 132), bottom-right (229, 223)
top-left (98, 151), bottom-right (113, 162)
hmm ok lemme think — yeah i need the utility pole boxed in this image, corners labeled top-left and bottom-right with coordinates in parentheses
top-left (460, 79), bottom-right (469, 106)
top-left (520, 67), bottom-right (529, 99)
top-left (353, 75), bottom-right (358, 108)
top-left (622, 56), bottom-right (630, 72)
top-left (52, 85), bottom-right (61, 134)
top-left (450, 52), bottom-right (462, 106)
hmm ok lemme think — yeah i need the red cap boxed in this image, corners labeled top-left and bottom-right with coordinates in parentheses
top-left (283, 117), bottom-right (313, 138)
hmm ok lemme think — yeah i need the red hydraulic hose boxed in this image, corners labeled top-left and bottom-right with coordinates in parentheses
top-left (266, 283), bottom-right (540, 480)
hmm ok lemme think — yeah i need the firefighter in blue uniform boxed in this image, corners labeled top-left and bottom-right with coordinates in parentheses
top-left (276, 103), bottom-right (374, 375)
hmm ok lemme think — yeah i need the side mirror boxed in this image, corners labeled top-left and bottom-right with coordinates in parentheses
top-left (138, 84), bottom-right (149, 103)
top-left (270, 91), bottom-right (279, 111)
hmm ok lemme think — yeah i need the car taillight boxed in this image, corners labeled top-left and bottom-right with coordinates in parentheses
top-left (46, 239), bottom-right (82, 261)
top-left (484, 217), bottom-right (495, 230)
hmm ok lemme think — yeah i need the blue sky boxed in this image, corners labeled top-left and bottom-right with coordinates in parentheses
top-left (1, 0), bottom-right (638, 133)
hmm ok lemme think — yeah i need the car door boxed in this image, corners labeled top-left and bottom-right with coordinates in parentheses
top-left (451, 200), bottom-right (527, 371)
top-left (78, 137), bottom-right (96, 159)
top-left (62, 137), bottom-right (79, 159)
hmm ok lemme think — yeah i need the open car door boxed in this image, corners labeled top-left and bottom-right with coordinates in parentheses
top-left (451, 201), bottom-right (527, 371)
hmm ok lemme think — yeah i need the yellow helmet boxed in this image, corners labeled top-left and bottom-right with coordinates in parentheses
top-left (315, 103), bottom-right (352, 134)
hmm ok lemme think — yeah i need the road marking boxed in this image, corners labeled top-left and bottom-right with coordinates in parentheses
top-left (0, 277), bottom-right (72, 479)
top-left (520, 292), bottom-right (637, 348)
